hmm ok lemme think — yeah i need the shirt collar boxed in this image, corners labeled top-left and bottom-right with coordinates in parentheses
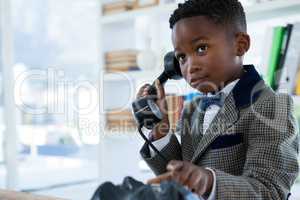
top-left (207, 79), bottom-right (240, 98)
top-left (196, 65), bottom-right (265, 109)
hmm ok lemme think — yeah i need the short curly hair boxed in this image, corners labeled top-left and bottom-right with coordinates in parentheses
top-left (169, 0), bottom-right (247, 33)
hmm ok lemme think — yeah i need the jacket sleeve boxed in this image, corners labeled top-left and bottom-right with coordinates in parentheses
top-left (140, 133), bottom-right (182, 175)
top-left (214, 94), bottom-right (299, 200)
top-left (139, 101), bottom-right (195, 175)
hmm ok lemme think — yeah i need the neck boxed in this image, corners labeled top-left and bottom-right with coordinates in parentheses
top-left (213, 66), bottom-right (243, 93)
top-left (224, 66), bottom-right (244, 86)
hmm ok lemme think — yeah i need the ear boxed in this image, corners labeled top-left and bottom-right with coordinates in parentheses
top-left (235, 32), bottom-right (250, 56)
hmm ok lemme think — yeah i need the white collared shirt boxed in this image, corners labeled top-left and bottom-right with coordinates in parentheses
top-left (203, 79), bottom-right (239, 134)
top-left (147, 79), bottom-right (240, 200)
top-left (150, 79), bottom-right (239, 155)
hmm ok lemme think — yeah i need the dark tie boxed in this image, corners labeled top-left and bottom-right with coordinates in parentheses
top-left (199, 92), bottom-right (225, 111)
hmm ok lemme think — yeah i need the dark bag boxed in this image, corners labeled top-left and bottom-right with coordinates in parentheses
top-left (91, 176), bottom-right (202, 200)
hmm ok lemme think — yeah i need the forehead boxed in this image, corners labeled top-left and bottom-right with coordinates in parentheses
top-left (171, 16), bottom-right (227, 47)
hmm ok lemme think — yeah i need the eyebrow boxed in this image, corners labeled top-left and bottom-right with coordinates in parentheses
top-left (174, 36), bottom-right (209, 51)
top-left (191, 36), bottom-right (209, 43)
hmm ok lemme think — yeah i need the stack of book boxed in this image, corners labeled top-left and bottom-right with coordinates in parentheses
top-left (106, 109), bottom-right (136, 132)
top-left (166, 94), bottom-right (184, 132)
top-left (135, 0), bottom-right (159, 9)
top-left (105, 50), bottom-right (140, 72)
top-left (102, 1), bottom-right (135, 15)
top-left (262, 22), bottom-right (300, 95)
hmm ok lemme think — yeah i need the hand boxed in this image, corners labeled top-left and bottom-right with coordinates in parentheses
top-left (147, 160), bottom-right (214, 197)
top-left (136, 80), bottom-right (170, 140)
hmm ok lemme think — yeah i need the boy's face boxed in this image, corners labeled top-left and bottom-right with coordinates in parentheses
top-left (172, 16), bottom-right (244, 94)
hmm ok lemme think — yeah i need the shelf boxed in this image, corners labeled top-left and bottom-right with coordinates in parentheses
top-left (101, 0), bottom-right (300, 25)
top-left (246, 0), bottom-right (300, 22)
top-left (101, 3), bottom-right (177, 25)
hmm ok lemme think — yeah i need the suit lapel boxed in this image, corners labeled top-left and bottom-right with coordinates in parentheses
top-left (190, 107), bottom-right (205, 150)
top-left (191, 93), bottom-right (239, 163)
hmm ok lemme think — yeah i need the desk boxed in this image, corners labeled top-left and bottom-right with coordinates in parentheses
top-left (0, 189), bottom-right (66, 200)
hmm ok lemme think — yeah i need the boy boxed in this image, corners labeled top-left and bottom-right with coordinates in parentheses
top-left (136, 0), bottom-right (299, 199)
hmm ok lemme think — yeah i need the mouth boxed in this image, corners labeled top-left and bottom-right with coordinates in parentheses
top-left (190, 76), bottom-right (208, 87)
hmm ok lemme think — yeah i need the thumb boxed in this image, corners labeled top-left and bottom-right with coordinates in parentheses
top-left (155, 79), bottom-right (165, 100)
top-left (167, 160), bottom-right (184, 171)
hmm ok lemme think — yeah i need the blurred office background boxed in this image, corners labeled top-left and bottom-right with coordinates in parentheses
top-left (0, 0), bottom-right (300, 199)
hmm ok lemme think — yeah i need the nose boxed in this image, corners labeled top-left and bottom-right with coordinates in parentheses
top-left (187, 55), bottom-right (202, 75)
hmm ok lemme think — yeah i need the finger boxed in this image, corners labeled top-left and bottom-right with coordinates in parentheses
top-left (195, 169), bottom-right (213, 197)
top-left (178, 163), bottom-right (195, 186)
top-left (136, 84), bottom-right (151, 98)
top-left (167, 160), bottom-right (184, 171)
top-left (169, 161), bottom-right (194, 186)
top-left (136, 84), bottom-right (148, 98)
top-left (155, 79), bottom-right (165, 100)
top-left (147, 171), bottom-right (172, 184)
top-left (187, 170), bottom-right (204, 195)
top-left (171, 170), bottom-right (181, 183)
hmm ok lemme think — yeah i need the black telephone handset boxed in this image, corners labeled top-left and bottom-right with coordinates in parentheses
top-left (132, 51), bottom-right (182, 162)
top-left (132, 51), bottom-right (182, 129)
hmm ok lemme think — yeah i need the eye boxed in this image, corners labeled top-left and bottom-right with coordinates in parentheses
top-left (197, 45), bottom-right (208, 55)
top-left (176, 54), bottom-right (186, 64)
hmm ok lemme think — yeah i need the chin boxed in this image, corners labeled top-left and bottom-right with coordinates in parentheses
top-left (193, 82), bottom-right (219, 94)
top-left (197, 87), bottom-right (214, 94)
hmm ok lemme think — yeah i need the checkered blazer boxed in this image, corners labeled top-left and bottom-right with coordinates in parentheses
top-left (140, 65), bottom-right (299, 200)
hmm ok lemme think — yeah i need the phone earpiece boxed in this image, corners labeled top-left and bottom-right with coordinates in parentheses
top-left (163, 51), bottom-right (182, 81)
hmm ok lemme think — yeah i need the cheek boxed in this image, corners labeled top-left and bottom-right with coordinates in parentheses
top-left (202, 59), bottom-right (228, 85)
top-left (180, 64), bottom-right (189, 79)
top-left (207, 49), bottom-right (234, 73)
top-left (202, 55), bottom-right (220, 75)
top-left (217, 45), bottom-right (236, 65)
